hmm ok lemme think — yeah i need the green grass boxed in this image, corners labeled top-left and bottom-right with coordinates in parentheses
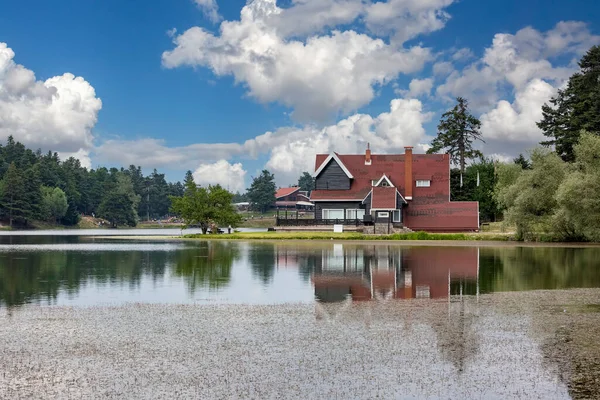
top-left (184, 231), bottom-right (511, 241)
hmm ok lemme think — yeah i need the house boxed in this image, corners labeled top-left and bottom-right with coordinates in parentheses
top-left (309, 146), bottom-right (479, 232)
top-left (275, 187), bottom-right (314, 210)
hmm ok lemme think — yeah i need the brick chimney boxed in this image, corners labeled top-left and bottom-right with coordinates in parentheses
top-left (404, 146), bottom-right (413, 200)
top-left (365, 143), bottom-right (372, 165)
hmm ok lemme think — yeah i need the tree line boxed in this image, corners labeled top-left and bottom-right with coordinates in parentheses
top-left (0, 136), bottom-right (184, 228)
top-left (427, 45), bottom-right (600, 241)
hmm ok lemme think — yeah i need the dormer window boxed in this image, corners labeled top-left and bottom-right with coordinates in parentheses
top-left (373, 175), bottom-right (394, 188)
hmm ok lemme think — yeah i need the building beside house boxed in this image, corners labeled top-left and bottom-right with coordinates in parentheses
top-left (275, 187), bottom-right (314, 210)
top-left (309, 146), bottom-right (479, 232)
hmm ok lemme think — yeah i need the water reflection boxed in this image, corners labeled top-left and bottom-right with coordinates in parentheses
top-left (1, 239), bottom-right (600, 309)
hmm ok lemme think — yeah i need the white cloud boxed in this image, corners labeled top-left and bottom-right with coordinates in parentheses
top-left (193, 159), bottom-right (247, 192)
top-left (58, 149), bottom-right (92, 170)
top-left (397, 77), bottom-right (433, 98)
top-left (194, 0), bottom-right (222, 23)
top-left (452, 47), bottom-right (474, 61)
top-left (95, 98), bottom-right (432, 186)
top-left (480, 79), bottom-right (556, 144)
top-left (434, 21), bottom-right (600, 157)
top-left (364, 0), bottom-right (455, 45)
top-left (264, 98), bottom-right (433, 184)
top-left (0, 43), bottom-right (101, 167)
top-left (436, 22), bottom-right (599, 110)
top-left (432, 61), bottom-right (454, 77)
top-left (94, 138), bottom-right (244, 169)
top-left (162, 0), bottom-right (444, 122)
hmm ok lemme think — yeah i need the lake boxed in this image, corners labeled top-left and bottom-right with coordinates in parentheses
top-left (1, 234), bottom-right (600, 398)
top-left (1, 234), bottom-right (599, 308)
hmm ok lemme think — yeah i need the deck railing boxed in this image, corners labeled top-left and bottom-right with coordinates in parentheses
top-left (276, 218), bottom-right (364, 226)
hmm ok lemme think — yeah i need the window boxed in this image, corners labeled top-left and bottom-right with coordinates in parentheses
top-left (346, 209), bottom-right (365, 220)
top-left (377, 211), bottom-right (389, 218)
top-left (393, 210), bottom-right (401, 222)
top-left (323, 209), bottom-right (344, 219)
top-left (381, 181), bottom-right (389, 187)
top-left (416, 180), bottom-right (431, 187)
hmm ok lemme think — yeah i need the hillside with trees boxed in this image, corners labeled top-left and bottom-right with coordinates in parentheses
top-left (0, 136), bottom-right (184, 228)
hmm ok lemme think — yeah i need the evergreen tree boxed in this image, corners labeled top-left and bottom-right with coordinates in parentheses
top-left (297, 172), bottom-right (315, 193)
top-left (538, 45), bottom-right (600, 161)
top-left (247, 170), bottom-right (276, 213)
top-left (427, 97), bottom-right (484, 173)
top-left (97, 174), bottom-right (139, 227)
top-left (0, 163), bottom-right (27, 227)
top-left (513, 154), bottom-right (531, 170)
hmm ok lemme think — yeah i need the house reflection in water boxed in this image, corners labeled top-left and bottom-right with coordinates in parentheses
top-left (309, 244), bottom-right (479, 302)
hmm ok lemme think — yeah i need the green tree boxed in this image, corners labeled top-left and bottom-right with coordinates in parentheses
top-left (297, 172), bottom-right (315, 193)
top-left (495, 149), bottom-right (565, 240)
top-left (247, 170), bottom-right (276, 213)
top-left (231, 191), bottom-right (248, 203)
top-left (555, 132), bottom-right (600, 241)
top-left (97, 174), bottom-right (140, 228)
top-left (427, 97), bottom-right (484, 173)
top-left (0, 163), bottom-right (27, 227)
top-left (170, 179), bottom-right (242, 234)
top-left (538, 45), bottom-right (600, 162)
top-left (513, 154), bottom-right (531, 170)
top-left (41, 186), bottom-right (69, 223)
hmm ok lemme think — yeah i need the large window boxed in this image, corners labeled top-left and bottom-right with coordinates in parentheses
top-left (393, 210), bottom-right (401, 222)
top-left (416, 180), bottom-right (431, 187)
top-left (322, 209), bottom-right (344, 219)
top-left (346, 209), bottom-right (365, 220)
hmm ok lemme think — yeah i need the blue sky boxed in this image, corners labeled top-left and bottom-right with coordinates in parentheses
top-left (0, 0), bottom-right (599, 191)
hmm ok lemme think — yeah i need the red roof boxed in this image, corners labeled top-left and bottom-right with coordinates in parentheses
top-left (276, 187), bottom-right (300, 199)
top-left (371, 187), bottom-right (396, 209)
top-left (311, 153), bottom-right (448, 201)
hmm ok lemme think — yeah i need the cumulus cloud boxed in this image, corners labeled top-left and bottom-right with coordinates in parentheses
top-left (436, 22), bottom-right (599, 110)
top-left (193, 159), bottom-right (247, 193)
top-left (263, 98), bottom-right (433, 184)
top-left (194, 0), bottom-right (221, 23)
top-left (161, 0), bottom-right (454, 122)
top-left (0, 43), bottom-right (101, 166)
top-left (397, 78), bottom-right (433, 98)
top-left (480, 79), bottom-right (556, 144)
top-left (364, 0), bottom-right (455, 45)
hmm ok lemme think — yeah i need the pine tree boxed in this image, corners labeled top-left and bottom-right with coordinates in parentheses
top-left (538, 45), bottom-right (600, 161)
top-left (0, 163), bottom-right (27, 227)
top-left (427, 97), bottom-right (484, 173)
top-left (247, 170), bottom-right (276, 213)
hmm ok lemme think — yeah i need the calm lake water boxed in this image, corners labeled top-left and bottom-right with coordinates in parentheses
top-left (1, 234), bottom-right (599, 308)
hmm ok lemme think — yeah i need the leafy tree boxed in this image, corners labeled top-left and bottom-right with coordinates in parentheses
top-left (555, 132), bottom-right (600, 240)
top-left (170, 178), bottom-right (241, 234)
top-left (538, 45), bottom-right (600, 161)
top-left (0, 163), bottom-right (27, 227)
top-left (41, 186), bottom-right (69, 223)
top-left (247, 170), bottom-right (276, 213)
top-left (513, 154), bottom-right (531, 170)
top-left (427, 97), bottom-right (484, 173)
top-left (495, 149), bottom-right (565, 240)
top-left (297, 172), bottom-right (315, 193)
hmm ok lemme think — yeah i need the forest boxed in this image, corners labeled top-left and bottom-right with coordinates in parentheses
top-left (0, 136), bottom-right (184, 228)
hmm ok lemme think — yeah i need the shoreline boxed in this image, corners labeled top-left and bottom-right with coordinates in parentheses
top-left (94, 234), bottom-right (600, 248)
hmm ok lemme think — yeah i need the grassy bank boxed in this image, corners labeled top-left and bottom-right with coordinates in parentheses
top-left (185, 231), bottom-right (512, 241)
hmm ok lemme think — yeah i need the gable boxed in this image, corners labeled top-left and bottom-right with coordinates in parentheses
top-left (313, 153), bottom-right (353, 179)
